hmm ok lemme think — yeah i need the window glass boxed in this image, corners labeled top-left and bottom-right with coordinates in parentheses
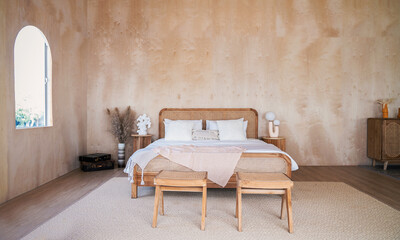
top-left (14, 26), bottom-right (52, 128)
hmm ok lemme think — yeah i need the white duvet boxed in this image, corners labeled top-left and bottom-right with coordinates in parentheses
top-left (124, 138), bottom-right (299, 184)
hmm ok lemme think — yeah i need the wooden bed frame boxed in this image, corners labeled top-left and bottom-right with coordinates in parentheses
top-left (131, 108), bottom-right (292, 198)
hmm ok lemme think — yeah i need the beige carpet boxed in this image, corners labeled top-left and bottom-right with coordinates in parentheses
top-left (22, 178), bottom-right (400, 240)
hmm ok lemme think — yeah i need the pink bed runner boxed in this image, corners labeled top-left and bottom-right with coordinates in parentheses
top-left (153, 145), bottom-right (246, 187)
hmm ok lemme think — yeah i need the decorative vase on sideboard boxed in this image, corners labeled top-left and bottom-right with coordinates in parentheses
top-left (118, 143), bottom-right (125, 168)
top-left (382, 104), bottom-right (388, 118)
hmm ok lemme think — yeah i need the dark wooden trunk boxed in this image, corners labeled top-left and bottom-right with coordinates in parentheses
top-left (80, 160), bottom-right (115, 171)
top-left (79, 153), bottom-right (111, 162)
top-left (79, 153), bottom-right (114, 171)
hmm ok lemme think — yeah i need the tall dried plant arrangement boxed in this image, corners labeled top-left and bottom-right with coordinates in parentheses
top-left (106, 106), bottom-right (135, 143)
top-left (376, 98), bottom-right (394, 106)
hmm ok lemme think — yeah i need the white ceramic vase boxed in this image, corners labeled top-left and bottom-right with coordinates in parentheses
top-left (117, 143), bottom-right (125, 168)
top-left (268, 121), bottom-right (279, 138)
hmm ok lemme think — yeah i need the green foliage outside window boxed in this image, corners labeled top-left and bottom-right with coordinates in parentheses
top-left (15, 107), bottom-right (42, 128)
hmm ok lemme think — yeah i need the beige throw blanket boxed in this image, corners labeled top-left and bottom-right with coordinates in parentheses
top-left (153, 145), bottom-right (246, 187)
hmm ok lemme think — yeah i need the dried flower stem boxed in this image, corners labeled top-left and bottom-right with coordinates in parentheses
top-left (376, 98), bottom-right (394, 106)
top-left (106, 106), bottom-right (135, 143)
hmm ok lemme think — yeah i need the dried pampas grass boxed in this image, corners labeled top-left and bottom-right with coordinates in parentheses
top-left (376, 98), bottom-right (394, 105)
top-left (106, 106), bottom-right (135, 143)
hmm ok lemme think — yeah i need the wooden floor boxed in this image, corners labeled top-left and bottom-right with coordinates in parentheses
top-left (0, 166), bottom-right (399, 240)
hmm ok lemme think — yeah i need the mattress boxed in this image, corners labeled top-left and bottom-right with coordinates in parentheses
top-left (138, 154), bottom-right (287, 173)
top-left (132, 138), bottom-right (298, 173)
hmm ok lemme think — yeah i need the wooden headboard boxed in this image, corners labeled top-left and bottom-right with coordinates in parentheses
top-left (159, 108), bottom-right (258, 139)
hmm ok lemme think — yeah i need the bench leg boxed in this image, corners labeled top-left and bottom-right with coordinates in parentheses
top-left (205, 192), bottom-right (207, 217)
top-left (286, 188), bottom-right (293, 233)
top-left (201, 186), bottom-right (207, 231)
top-left (152, 185), bottom-right (161, 228)
top-left (235, 186), bottom-right (238, 218)
top-left (280, 193), bottom-right (286, 220)
top-left (237, 187), bottom-right (242, 232)
top-left (131, 183), bottom-right (138, 199)
top-left (160, 190), bottom-right (164, 215)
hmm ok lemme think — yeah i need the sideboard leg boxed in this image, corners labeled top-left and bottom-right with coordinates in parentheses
top-left (372, 159), bottom-right (376, 167)
top-left (383, 161), bottom-right (388, 171)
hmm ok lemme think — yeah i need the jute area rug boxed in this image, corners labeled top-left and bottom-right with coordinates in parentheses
top-left (23, 178), bottom-right (400, 240)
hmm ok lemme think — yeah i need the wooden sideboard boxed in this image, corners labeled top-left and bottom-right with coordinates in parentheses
top-left (367, 118), bottom-right (400, 170)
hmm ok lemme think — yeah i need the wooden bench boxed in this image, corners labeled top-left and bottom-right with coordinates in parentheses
top-left (152, 170), bottom-right (208, 230)
top-left (235, 172), bottom-right (294, 233)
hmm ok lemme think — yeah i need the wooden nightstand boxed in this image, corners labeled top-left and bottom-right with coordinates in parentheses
top-left (132, 134), bottom-right (152, 153)
top-left (262, 137), bottom-right (286, 151)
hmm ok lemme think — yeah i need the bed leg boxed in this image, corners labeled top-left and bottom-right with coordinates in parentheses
top-left (131, 183), bottom-right (138, 198)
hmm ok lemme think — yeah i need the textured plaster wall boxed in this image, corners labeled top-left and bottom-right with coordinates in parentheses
top-left (0, 0), bottom-right (8, 203)
top-left (1, 0), bottom-right (399, 204)
top-left (87, 0), bottom-right (400, 166)
top-left (1, 0), bottom-right (87, 203)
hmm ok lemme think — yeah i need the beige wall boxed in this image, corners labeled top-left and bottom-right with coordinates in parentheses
top-left (0, 0), bottom-right (8, 203)
top-left (1, 0), bottom-right (400, 204)
top-left (87, 0), bottom-right (400, 166)
top-left (0, 0), bottom-right (87, 203)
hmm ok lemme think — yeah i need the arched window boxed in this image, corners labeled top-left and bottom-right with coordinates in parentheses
top-left (14, 26), bottom-right (52, 128)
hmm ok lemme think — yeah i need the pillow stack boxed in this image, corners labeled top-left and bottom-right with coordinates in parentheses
top-left (214, 118), bottom-right (247, 141)
top-left (206, 119), bottom-right (248, 135)
top-left (164, 118), bottom-right (248, 141)
top-left (164, 119), bottom-right (202, 141)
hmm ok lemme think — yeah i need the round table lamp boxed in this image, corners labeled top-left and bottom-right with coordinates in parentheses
top-left (265, 112), bottom-right (276, 121)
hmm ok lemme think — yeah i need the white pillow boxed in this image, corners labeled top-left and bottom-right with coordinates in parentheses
top-left (216, 119), bottom-right (247, 141)
top-left (206, 119), bottom-right (248, 136)
top-left (206, 120), bottom-right (219, 130)
top-left (164, 121), bottom-right (194, 141)
top-left (164, 119), bottom-right (202, 130)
